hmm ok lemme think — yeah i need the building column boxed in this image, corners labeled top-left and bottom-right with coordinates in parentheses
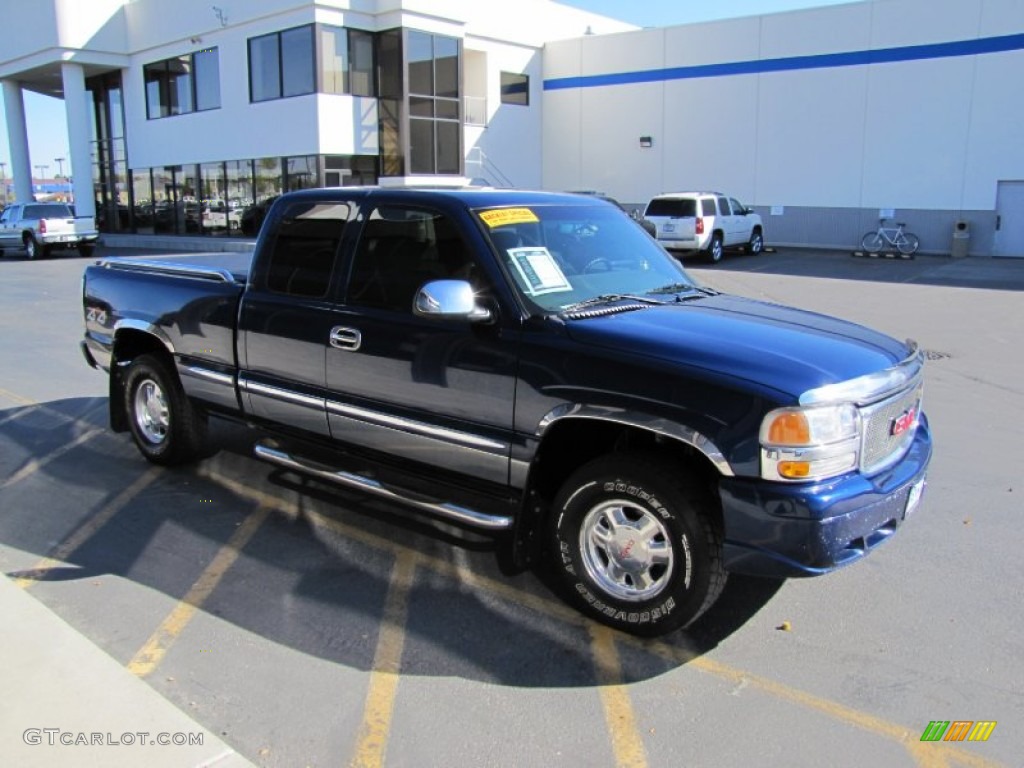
top-left (2, 79), bottom-right (35, 203)
top-left (61, 62), bottom-right (95, 219)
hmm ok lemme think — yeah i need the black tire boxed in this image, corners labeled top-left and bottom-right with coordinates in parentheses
top-left (897, 233), bottom-right (920, 255)
top-left (860, 232), bottom-right (884, 253)
top-left (77, 243), bottom-right (96, 258)
top-left (747, 228), bottom-right (764, 254)
top-left (24, 234), bottom-right (47, 260)
top-left (549, 454), bottom-right (726, 637)
top-left (124, 354), bottom-right (208, 465)
top-left (705, 233), bottom-right (724, 264)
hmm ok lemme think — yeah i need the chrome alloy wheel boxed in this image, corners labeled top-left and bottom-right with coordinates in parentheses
top-left (134, 379), bottom-right (169, 445)
top-left (579, 499), bottom-right (675, 602)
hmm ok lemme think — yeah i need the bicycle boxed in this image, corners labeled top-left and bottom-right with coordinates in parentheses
top-left (860, 219), bottom-right (920, 255)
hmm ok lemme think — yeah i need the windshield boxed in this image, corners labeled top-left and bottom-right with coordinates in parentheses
top-left (476, 203), bottom-right (700, 313)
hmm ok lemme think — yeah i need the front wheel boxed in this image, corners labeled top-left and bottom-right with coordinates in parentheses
top-left (747, 229), bottom-right (764, 254)
top-left (897, 233), bottom-right (920, 255)
top-left (861, 232), bottom-right (884, 253)
top-left (549, 455), bottom-right (726, 636)
top-left (124, 354), bottom-right (208, 465)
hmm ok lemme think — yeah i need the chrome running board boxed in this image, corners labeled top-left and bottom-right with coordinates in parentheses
top-left (253, 441), bottom-right (514, 531)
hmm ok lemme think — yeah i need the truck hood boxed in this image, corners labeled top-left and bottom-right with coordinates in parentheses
top-left (562, 294), bottom-right (910, 401)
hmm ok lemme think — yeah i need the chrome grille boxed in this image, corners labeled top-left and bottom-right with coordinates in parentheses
top-left (860, 385), bottom-right (922, 473)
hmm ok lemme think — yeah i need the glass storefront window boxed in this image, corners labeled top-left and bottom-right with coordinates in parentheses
top-left (131, 169), bottom-right (154, 234)
top-left (285, 155), bottom-right (318, 191)
top-left (200, 162), bottom-right (227, 235)
top-left (178, 165), bottom-right (199, 234)
top-left (226, 160), bottom-right (254, 236)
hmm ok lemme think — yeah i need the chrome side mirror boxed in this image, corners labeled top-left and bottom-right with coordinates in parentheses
top-left (413, 279), bottom-right (492, 322)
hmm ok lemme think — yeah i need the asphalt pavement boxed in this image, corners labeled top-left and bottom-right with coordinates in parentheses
top-left (0, 243), bottom-right (1021, 767)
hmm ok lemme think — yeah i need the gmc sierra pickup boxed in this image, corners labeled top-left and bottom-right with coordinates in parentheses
top-left (81, 188), bottom-right (931, 636)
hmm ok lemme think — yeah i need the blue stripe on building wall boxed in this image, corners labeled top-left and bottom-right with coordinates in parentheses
top-left (543, 32), bottom-right (1024, 91)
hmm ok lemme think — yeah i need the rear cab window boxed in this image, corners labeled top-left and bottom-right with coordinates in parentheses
top-left (262, 201), bottom-right (351, 298)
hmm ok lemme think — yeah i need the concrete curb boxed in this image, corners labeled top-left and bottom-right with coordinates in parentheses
top-left (0, 573), bottom-right (254, 768)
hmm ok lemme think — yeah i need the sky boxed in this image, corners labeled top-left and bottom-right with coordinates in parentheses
top-left (0, 0), bottom-right (854, 186)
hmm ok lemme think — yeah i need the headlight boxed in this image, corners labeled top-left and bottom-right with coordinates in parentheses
top-left (760, 404), bottom-right (860, 481)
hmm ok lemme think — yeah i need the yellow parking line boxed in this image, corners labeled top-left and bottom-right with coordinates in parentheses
top-left (349, 550), bottom-right (417, 768)
top-left (0, 386), bottom-right (36, 407)
top-left (201, 470), bottom-right (1005, 768)
top-left (15, 468), bottom-right (161, 589)
top-left (590, 624), bottom-right (648, 768)
top-left (127, 503), bottom-right (271, 678)
top-left (0, 427), bottom-right (104, 490)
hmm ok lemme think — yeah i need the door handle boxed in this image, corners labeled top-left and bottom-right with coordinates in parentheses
top-left (329, 326), bottom-right (362, 351)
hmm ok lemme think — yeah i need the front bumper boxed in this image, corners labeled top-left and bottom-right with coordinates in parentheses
top-left (719, 415), bottom-right (932, 578)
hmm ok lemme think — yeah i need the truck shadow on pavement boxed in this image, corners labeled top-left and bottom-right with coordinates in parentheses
top-left (1, 397), bottom-right (785, 689)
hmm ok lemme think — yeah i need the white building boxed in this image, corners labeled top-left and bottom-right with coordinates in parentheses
top-left (3, 0), bottom-right (1023, 255)
top-left (0, 0), bottom-right (631, 236)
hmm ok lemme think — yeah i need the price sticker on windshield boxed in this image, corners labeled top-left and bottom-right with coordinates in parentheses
top-left (508, 247), bottom-right (572, 295)
top-left (479, 208), bottom-right (540, 228)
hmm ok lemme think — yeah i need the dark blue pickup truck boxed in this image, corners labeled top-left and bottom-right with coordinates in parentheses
top-left (81, 188), bottom-right (931, 636)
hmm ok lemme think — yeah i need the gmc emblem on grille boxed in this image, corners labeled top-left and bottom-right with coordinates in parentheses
top-left (891, 407), bottom-right (917, 437)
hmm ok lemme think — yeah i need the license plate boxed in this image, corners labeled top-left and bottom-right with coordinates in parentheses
top-left (904, 478), bottom-right (925, 518)
top-left (663, 223), bottom-right (674, 232)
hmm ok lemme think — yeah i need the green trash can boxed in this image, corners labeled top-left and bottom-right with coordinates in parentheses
top-left (951, 220), bottom-right (970, 258)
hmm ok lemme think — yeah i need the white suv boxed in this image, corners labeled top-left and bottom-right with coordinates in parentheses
top-left (644, 192), bottom-right (764, 263)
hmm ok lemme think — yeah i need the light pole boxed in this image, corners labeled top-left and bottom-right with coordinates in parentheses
top-left (54, 157), bottom-right (65, 178)
top-left (34, 164), bottom-right (49, 198)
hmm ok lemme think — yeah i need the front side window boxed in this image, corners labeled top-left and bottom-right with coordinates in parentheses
top-left (478, 203), bottom-right (698, 314)
top-left (348, 205), bottom-right (477, 312)
top-left (264, 201), bottom-right (350, 298)
top-left (500, 72), bottom-right (529, 106)
top-left (144, 49), bottom-right (220, 119)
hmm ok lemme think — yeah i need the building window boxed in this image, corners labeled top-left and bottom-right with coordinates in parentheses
top-left (249, 26), bottom-right (315, 102)
top-left (407, 30), bottom-right (461, 175)
top-left (500, 72), bottom-right (529, 106)
top-left (144, 49), bottom-right (221, 119)
top-left (318, 26), bottom-right (375, 96)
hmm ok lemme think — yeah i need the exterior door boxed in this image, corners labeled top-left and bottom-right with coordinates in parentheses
top-left (325, 201), bottom-right (517, 485)
top-left (239, 198), bottom-right (354, 436)
top-left (0, 205), bottom-right (19, 248)
top-left (993, 181), bottom-right (1024, 257)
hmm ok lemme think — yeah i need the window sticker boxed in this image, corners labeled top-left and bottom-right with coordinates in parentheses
top-left (479, 208), bottom-right (540, 228)
top-left (508, 247), bottom-right (573, 295)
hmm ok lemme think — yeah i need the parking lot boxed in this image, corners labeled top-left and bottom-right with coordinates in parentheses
top-left (1, 244), bottom-right (1021, 767)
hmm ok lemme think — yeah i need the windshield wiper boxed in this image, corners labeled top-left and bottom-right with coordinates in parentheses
top-left (647, 283), bottom-right (720, 298)
top-left (560, 293), bottom-right (665, 313)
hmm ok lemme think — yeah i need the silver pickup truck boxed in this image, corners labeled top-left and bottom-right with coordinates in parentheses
top-left (0, 202), bottom-right (99, 259)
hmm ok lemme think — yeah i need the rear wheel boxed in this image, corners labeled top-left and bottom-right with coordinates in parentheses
top-left (124, 354), bottom-right (208, 465)
top-left (24, 234), bottom-right (47, 260)
top-left (897, 233), bottom-right (920, 255)
top-left (548, 454), bottom-right (726, 636)
top-left (705, 233), bottom-right (724, 264)
top-left (861, 232), bottom-right (885, 253)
